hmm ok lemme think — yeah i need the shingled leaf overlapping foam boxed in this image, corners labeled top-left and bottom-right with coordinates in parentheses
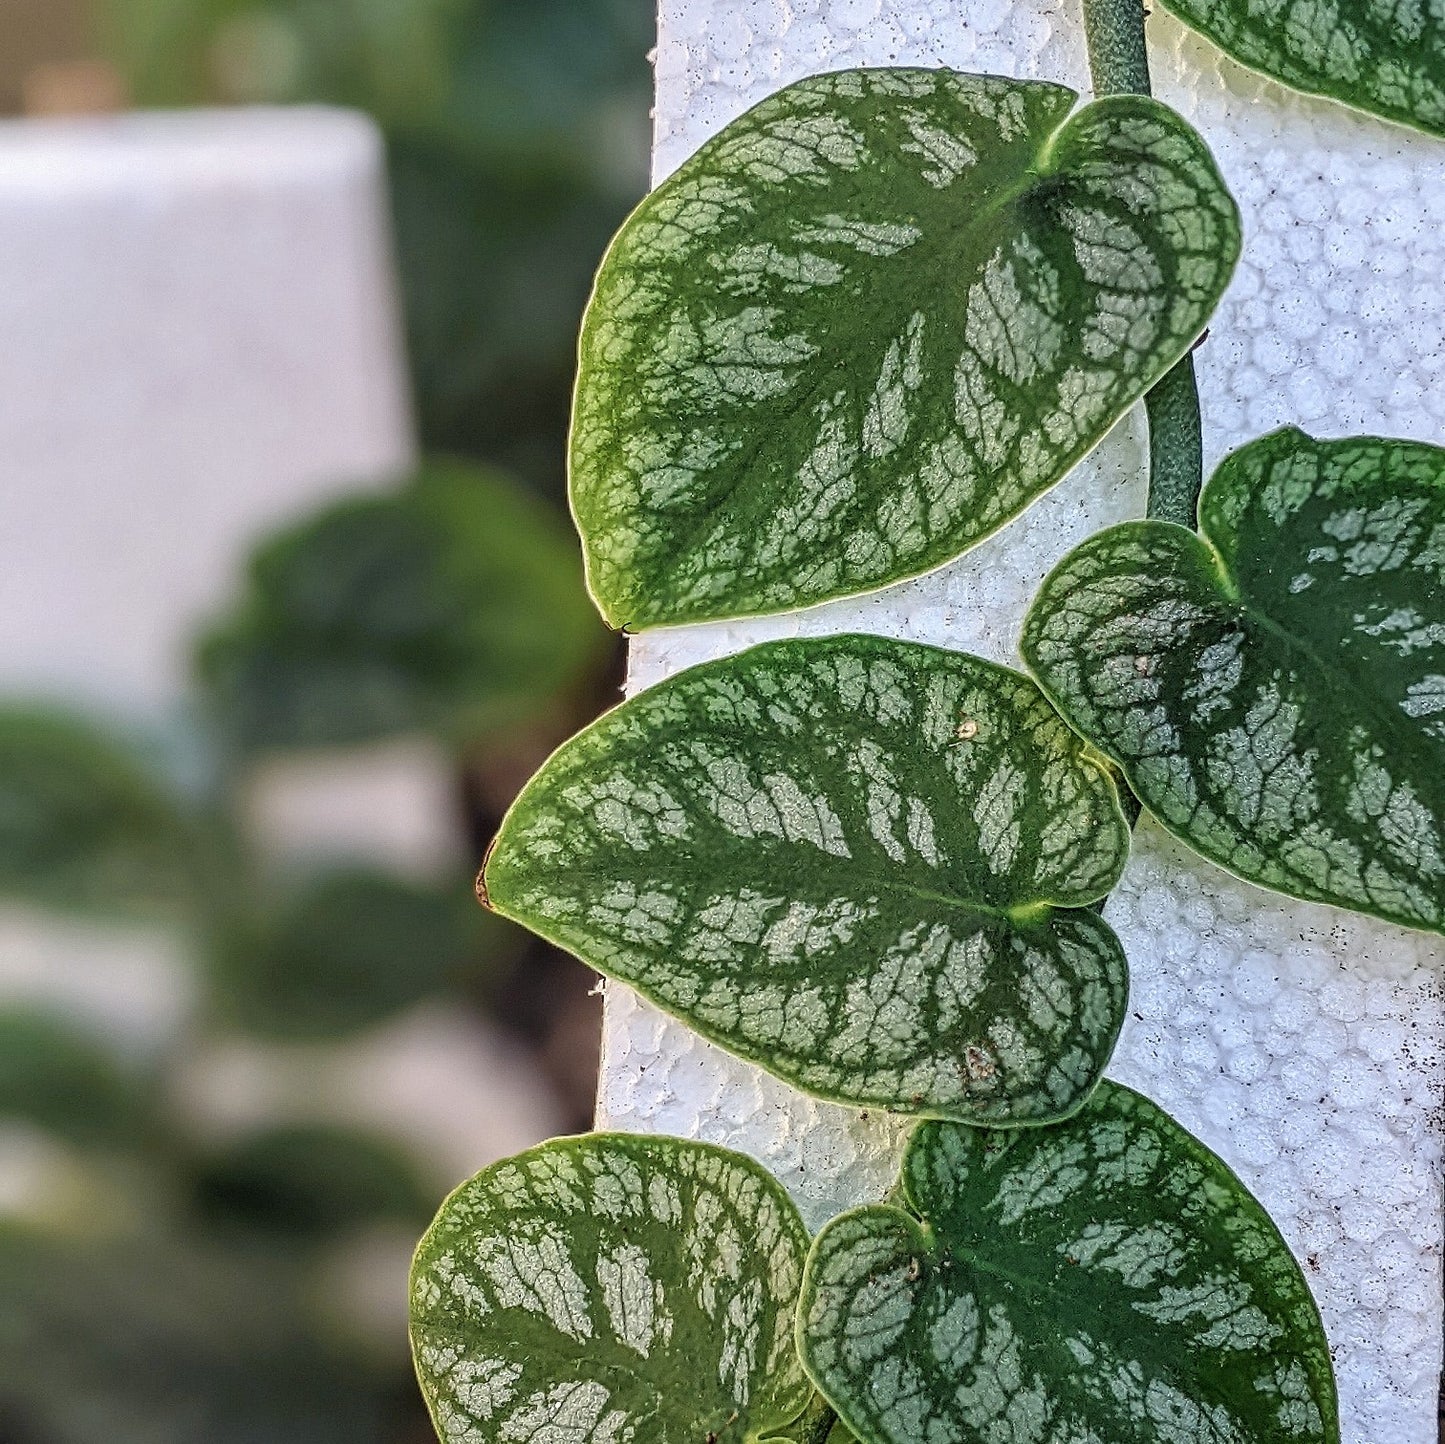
top-left (799, 1083), bottom-right (1338, 1444)
top-left (1024, 428), bottom-right (1445, 934)
top-left (484, 633), bottom-right (1130, 1123)
top-left (411, 1133), bottom-right (813, 1444)
top-left (1160, 0), bottom-right (1445, 139)
top-left (571, 67), bottom-right (1240, 628)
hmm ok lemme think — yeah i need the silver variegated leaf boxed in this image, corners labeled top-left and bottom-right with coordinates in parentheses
top-left (411, 1133), bottom-right (813, 1444)
top-left (1023, 427), bottom-right (1445, 934)
top-left (798, 1082), bottom-right (1339, 1444)
top-left (484, 633), bottom-right (1131, 1123)
top-left (1160, 0), bottom-right (1445, 138)
top-left (571, 67), bottom-right (1240, 628)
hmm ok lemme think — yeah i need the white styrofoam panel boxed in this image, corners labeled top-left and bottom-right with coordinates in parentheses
top-left (0, 106), bottom-right (414, 719)
top-left (598, 4), bottom-right (1445, 1438)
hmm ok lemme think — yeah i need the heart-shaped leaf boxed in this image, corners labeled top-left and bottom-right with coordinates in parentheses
top-left (410, 1133), bottom-right (813, 1444)
top-left (571, 68), bottom-right (1240, 629)
top-left (1160, 0), bottom-right (1445, 139)
top-left (1023, 427), bottom-right (1445, 933)
top-left (798, 1082), bottom-right (1339, 1444)
top-left (484, 633), bottom-right (1130, 1123)
top-left (199, 461), bottom-right (604, 754)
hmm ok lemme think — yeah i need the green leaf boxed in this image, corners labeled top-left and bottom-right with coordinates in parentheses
top-left (1023, 427), bottom-right (1445, 933)
top-left (0, 710), bottom-right (197, 917)
top-left (0, 1009), bottom-right (148, 1148)
top-left (484, 633), bottom-right (1130, 1123)
top-left (1159, 0), bottom-right (1445, 139)
top-left (798, 1082), bottom-right (1339, 1444)
top-left (0, 1226), bottom-right (391, 1444)
top-left (571, 67), bottom-right (1240, 628)
top-left (198, 461), bottom-right (605, 754)
top-left (215, 868), bottom-right (517, 1039)
top-left (191, 1123), bottom-right (433, 1238)
top-left (410, 1133), bottom-right (812, 1444)
top-left (760, 1395), bottom-right (856, 1444)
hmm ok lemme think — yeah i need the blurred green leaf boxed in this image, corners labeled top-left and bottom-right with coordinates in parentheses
top-left (215, 867), bottom-right (514, 1037)
top-left (438, 0), bottom-right (651, 175)
top-left (199, 461), bottom-right (605, 754)
top-left (102, 0), bottom-right (652, 483)
top-left (0, 1010), bottom-right (149, 1148)
top-left (0, 711), bottom-right (198, 917)
top-left (190, 1122), bottom-right (433, 1237)
top-left (106, 0), bottom-right (650, 167)
top-left (387, 134), bottom-right (633, 470)
top-left (104, 0), bottom-right (469, 120)
top-left (0, 1226), bottom-right (398, 1444)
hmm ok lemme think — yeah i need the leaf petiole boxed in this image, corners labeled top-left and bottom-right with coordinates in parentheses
top-left (1081, 0), bottom-right (1207, 528)
top-left (785, 1395), bottom-right (840, 1444)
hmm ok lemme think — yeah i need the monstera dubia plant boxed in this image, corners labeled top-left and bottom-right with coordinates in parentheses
top-left (409, 0), bottom-right (1445, 1438)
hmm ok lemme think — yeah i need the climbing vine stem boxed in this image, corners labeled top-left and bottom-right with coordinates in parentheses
top-left (792, 1395), bottom-right (840, 1444)
top-left (1082, 0), bottom-right (1206, 527)
top-left (1080, 0), bottom-right (1151, 95)
top-left (1141, 352), bottom-right (1205, 525)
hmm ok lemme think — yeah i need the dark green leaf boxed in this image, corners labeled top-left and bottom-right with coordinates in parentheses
top-left (191, 1123), bottom-right (433, 1238)
top-left (799, 1082), bottom-right (1338, 1444)
top-left (1023, 427), bottom-right (1445, 933)
top-left (0, 1226), bottom-right (391, 1444)
top-left (0, 711), bottom-right (196, 917)
top-left (215, 868), bottom-right (516, 1039)
top-left (199, 461), bottom-right (604, 753)
top-left (571, 67), bottom-right (1240, 628)
top-left (0, 1009), bottom-right (147, 1147)
top-left (485, 634), bottom-right (1130, 1123)
top-left (387, 134), bottom-right (640, 473)
top-left (410, 1133), bottom-right (812, 1444)
top-left (1160, 0), bottom-right (1445, 138)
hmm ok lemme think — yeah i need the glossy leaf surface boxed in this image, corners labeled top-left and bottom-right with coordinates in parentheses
top-left (799, 1083), bottom-right (1338, 1444)
top-left (485, 634), bottom-right (1130, 1122)
top-left (1024, 428), bottom-right (1445, 933)
top-left (199, 461), bottom-right (603, 753)
top-left (572, 67), bottom-right (1239, 628)
top-left (1160, 0), bottom-right (1445, 138)
top-left (411, 1133), bottom-right (812, 1444)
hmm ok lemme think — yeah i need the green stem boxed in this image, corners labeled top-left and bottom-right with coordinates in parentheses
top-left (790, 1396), bottom-right (839, 1444)
top-left (1142, 352), bottom-right (1203, 526)
top-left (1081, 0), bottom-right (1205, 530)
top-left (1080, 0), bottom-right (1151, 96)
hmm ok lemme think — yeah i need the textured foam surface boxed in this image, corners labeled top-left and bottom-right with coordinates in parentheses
top-left (599, 5), bottom-right (1445, 1438)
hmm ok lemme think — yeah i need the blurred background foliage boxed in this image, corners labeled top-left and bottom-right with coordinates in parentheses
top-left (0, 1), bottom-right (649, 1440)
top-left (198, 462), bottom-right (603, 753)
top-left (103, 0), bottom-right (653, 483)
top-left (0, 451), bottom-right (614, 1442)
